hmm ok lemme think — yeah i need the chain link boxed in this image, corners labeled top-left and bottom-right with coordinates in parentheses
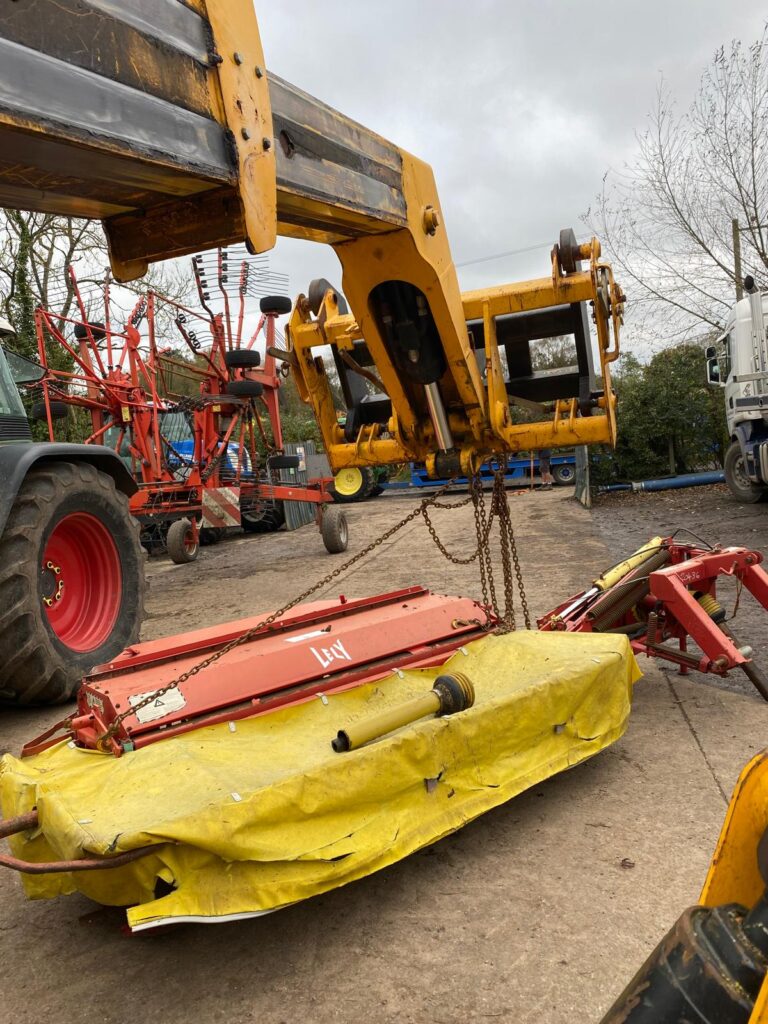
top-left (100, 470), bottom-right (531, 746)
top-left (491, 470), bottom-right (532, 630)
top-left (473, 477), bottom-right (497, 620)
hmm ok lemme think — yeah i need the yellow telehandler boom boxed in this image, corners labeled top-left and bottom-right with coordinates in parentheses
top-left (0, 0), bottom-right (623, 475)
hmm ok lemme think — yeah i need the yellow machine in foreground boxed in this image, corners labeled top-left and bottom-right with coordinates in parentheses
top-left (1, 629), bottom-right (637, 931)
top-left (599, 751), bottom-right (768, 1023)
top-left (0, 0), bottom-right (623, 479)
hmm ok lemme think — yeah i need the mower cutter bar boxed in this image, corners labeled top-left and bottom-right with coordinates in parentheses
top-left (25, 587), bottom-right (492, 757)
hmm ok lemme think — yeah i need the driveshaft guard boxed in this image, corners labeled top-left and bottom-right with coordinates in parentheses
top-left (0, 631), bottom-right (640, 929)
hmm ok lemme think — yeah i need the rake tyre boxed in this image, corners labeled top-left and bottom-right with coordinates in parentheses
top-left (200, 527), bottom-right (223, 546)
top-left (321, 506), bottom-right (349, 553)
top-left (0, 462), bottom-right (145, 705)
top-left (241, 501), bottom-right (285, 533)
top-left (166, 518), bottom-right (199, 563)
top-left (259, 295), bottom-right (292, 316)
top-left (30, 400), bottom-right (69, 421)
top-left (224, 349), bottom-right (261, 369)
top-left (267, 454), bottom-right (300, 470)
top-left (226, 380), bottom-right (264, 399)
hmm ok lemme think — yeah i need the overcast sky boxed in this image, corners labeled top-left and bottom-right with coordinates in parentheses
top-left (258, 2), bottom-right (767, 350)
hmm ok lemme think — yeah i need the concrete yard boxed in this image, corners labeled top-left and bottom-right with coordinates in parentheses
top-left (2, 486), bottom-right (767, 1024)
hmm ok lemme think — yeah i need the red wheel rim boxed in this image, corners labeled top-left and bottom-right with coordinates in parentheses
top-left (184, 527), bottom-right (197, 555)
top-left (41, 512), bottom-right (122, 653)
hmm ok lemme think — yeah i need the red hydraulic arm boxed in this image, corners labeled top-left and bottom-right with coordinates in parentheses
top-left (539, 539), bottom-right (768, 699)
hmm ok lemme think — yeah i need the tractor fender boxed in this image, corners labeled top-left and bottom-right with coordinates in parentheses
top-left (0, 443), bottom-right (137, 536)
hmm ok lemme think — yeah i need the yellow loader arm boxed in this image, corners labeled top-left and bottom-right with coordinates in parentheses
top-left (0, 0), bottom-right (623, 475)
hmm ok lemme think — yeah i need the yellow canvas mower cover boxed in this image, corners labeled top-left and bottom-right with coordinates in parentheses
top-left (1, 631), bottom-right (639, 930)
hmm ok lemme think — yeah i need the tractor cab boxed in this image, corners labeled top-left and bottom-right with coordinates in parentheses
top-left (0, 318), bottom-right (45, 439)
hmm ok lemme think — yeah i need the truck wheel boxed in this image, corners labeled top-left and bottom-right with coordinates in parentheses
top-left (321, 506), bottom-right (349, 553)
top-left (331, 466), bottom-right (375, 503)
top-left (0, 462), bottom-right (145, 705)
top-left (724, 441), bottom-right (765, 503)
top-left (552, 463), bottom-right (575, 486)
top-left (167, 518), bottom-right (199, 563)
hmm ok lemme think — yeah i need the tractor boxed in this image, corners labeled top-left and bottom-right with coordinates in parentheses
top-left (0, 317), bottom-right (144, 704)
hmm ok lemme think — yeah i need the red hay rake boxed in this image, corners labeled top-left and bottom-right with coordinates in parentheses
top-left (31, 254), bottom-right (344, 562)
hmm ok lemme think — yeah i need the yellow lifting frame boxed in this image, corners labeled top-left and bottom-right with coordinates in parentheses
top-left (288, 235), bottom-right (622, 475)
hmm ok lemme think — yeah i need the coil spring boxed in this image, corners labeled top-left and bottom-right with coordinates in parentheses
top-left (697, 592), bottom-right (724, 621)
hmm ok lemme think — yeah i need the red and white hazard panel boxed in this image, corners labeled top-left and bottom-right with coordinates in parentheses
top-left (202, 487), bottom-right (241, 528)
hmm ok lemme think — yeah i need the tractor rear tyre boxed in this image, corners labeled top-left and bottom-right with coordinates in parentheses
top-left (321, 506), bottom-right (349, 553)
top-left (0, 462), bottom-right (145, 705)
top-left (724, 441), bottom-right (765, 503)
top-left (331, 466), bottom-right (375, 503)
top-left (167, 518), bottom-right (199, 563)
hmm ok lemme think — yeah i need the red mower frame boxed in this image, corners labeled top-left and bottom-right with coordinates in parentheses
top-left (539, 539), bottom-right (768, 699)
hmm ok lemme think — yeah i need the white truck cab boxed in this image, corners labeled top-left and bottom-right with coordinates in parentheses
top-left (707, 278), bottom-right (768, 502)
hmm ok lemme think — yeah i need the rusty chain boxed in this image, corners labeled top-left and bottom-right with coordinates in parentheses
top-left (100, 469), bottom-right (530, 746)
top-left (491, 471), bottom-right (531, 630)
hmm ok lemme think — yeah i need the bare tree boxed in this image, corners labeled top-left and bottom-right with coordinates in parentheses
top-left (0, 209), bottom-right (192, 359)
top-left (530, 336), bottom-right (577, 370)
top-left (587, 27), bottom-right (768, 346)
top-left (0, 212), bottom-right (102, 355)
